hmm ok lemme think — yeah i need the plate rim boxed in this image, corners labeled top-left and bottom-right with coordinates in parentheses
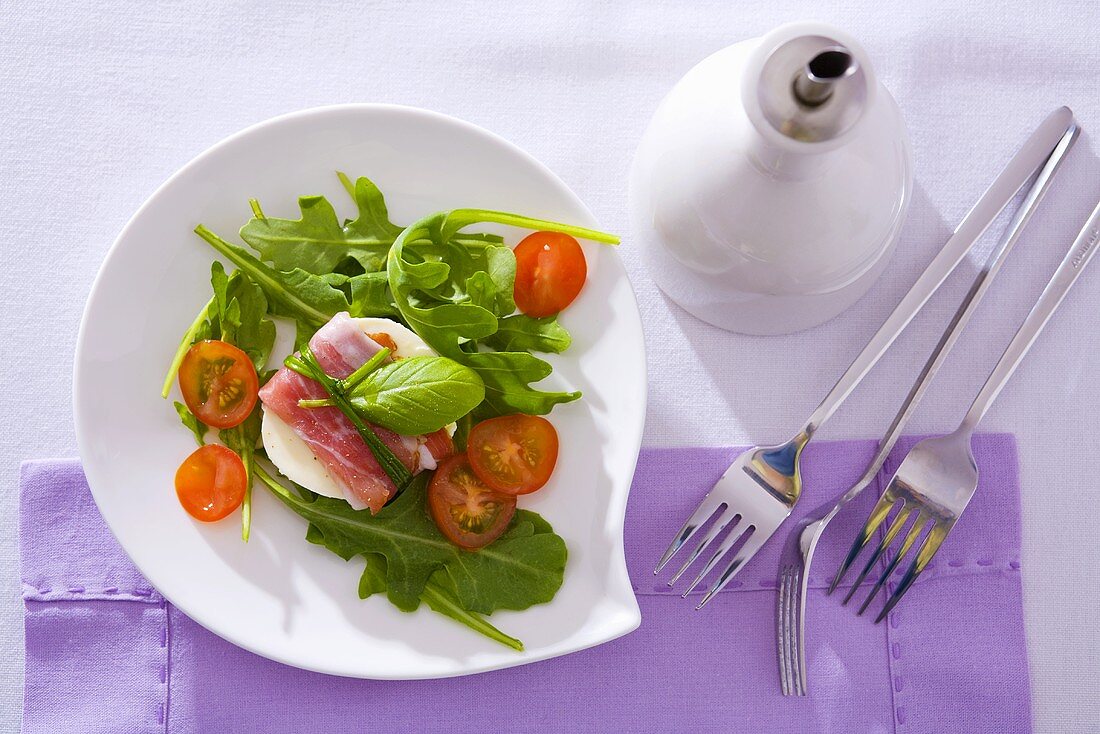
top-left (73, 102), bottom-right (647, 678)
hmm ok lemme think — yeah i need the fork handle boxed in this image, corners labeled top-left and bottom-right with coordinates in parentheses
top-left (960, 196), bottom-right (1100, 432)
top-left (801, 107), bottom-right (1076, 437)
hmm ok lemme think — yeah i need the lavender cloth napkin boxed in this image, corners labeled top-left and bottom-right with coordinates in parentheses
top-left (19, 434), bottom-right (1030, 733)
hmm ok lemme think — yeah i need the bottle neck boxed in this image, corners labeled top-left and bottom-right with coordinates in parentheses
top-left (744, 129), bottom-right (830, 180)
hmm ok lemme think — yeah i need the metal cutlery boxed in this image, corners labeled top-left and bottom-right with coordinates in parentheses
top-left (776, 116), bottom-right (1079, 696)
top-left (654, 107), bottom-right (1077, 608)
top-left (831, 192), bottom-right (1100, 623)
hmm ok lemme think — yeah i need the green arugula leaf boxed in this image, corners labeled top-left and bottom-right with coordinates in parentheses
top-left (347, 271), bottom-right (399, 319)
top-left (429, 510), bottom-right (565, 614)
top-left (387, 210), bottom-right (615, 417)
top-left (194, 225), bottom-right (357, 343)
top-left (483, 314), bottom-right (572, 353)
top-left (210, 262), bottom-right (277, 372)
top-left (173, 401), bottom-right (207, 445)
top-left (256, 466), bottom-right (567, 614)
top-left (464, 351), bottom-right (580, 418)
top-left (358, 555), bottom-right (523, 650)
top-left (344, 356), bottom-right (485, 436)
top-left (239, 175), bottom-right (402, 274)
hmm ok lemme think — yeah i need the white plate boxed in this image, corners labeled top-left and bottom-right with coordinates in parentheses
top-left (73, 104), bottom-right (646, 679)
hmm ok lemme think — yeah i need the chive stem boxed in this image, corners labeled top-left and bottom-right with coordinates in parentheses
top-left (342, 347), bottom-right (391, 391)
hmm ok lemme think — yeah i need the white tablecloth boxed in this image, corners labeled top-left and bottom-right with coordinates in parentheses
top-left (3, 1), bottom-right (1099, 731)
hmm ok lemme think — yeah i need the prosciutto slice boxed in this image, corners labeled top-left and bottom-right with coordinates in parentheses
top-left (258, 313), bottom-right (425, 513)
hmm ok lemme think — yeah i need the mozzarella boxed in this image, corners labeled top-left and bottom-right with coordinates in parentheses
top-left (261, 318), bottom-right (451, 499)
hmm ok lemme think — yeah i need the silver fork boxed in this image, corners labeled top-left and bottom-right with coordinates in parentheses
top-left (776, 116), bottom-right (1078, 696)
top-left (831, 193), bottom-right (1100, 623)
top-left (654, 107), bottom-right (1077, 610)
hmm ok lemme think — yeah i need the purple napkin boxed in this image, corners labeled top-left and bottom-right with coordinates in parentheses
top-left (20, 435), bottom-right (1030, 733)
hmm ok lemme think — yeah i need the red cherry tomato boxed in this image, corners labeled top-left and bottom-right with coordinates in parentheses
top-left (178, 340), bottom-right (259, 429)
top-left (175, 444), bottom-right (248, 522)
top-left (467, 414), bottom-right (559, 495)
top-left (513, 231), bottom-right (587, 317)
top-left (428, 454), bottom-right (516, 550)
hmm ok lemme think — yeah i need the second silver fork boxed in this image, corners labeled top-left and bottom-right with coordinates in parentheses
top-left (831, 191), bottom-right (1100, 625)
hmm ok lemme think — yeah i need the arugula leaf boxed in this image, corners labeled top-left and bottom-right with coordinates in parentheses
top-left (239, 175), bottom-right (402, 274)
top-left (483, 314), bottom-right (572, 353)
top-left (347, 271), bottom-right (400, 319)
top-left (421, 577), bottom-right (524, 651)
top-left (195, 225), bottom-right (357, 342)
top-left (430, 510), bottom-right (565, 614)
top-left (342, 356), bottom-right (485, 436)
top-left (387, 210), bottom-right (614, 417)
top-left (211, 263), bottom-right (277, 372)
top-left (256, 466), bottom-right (567, 614)
top-left (173, 401), bottom-right (207, 445)
top-left (464, 351), bottom-right (580, 417)
top-left (359, 555), bottom-right (523, 650)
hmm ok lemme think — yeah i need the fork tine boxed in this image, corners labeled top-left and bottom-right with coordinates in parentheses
top-left (667, 508), bottom-right (737, 586)
top-left (654, 497), bottom-right (727, 574)
top-left (777, 567), bottom-right (806, 696)
top-left (791, 571), bottom-right (807, 696)
top-left (828, 492), bottom-right (896, 595)
top-left (874, 521), bottom-right (953, 623)
top-left (780, 570), bottom-right (800, 695)
top-left (778, 569), bottom-right (795, 696)
top-left (697, 528), bottom-right (770, 609)
top-left (680, 519), bottom-right (750, 596)
top-left (856, 513), bottom-right (930, 616)
top-left (841, 503), bottom-right (913, 605)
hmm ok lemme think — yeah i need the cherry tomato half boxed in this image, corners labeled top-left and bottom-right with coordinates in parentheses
top-left (513, 231), bottom-right (587, 317)
top-left (175, 444), bottom-right (248, 522)
top-left (428, 454), bottom-right (516, 550)
top-left (178, 340), bottom-right (259, 429)
top-left (467, 414), bottom-right (559, 495)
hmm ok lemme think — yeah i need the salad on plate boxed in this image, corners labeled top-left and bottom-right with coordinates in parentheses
top-left (162, 172), bottom-right (617, 650)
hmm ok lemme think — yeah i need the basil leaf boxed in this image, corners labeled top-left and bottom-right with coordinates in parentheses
top-left (483, 314), bottom-right (572, 354)
top-left (345, 356), bottom-right (485, 436)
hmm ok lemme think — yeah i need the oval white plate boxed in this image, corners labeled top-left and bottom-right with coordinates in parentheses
top-left (74, 105), bottom-right (645, 679)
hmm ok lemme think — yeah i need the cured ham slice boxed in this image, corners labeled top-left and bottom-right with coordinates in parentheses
top-left (259, 313), bottom-right (419, 513)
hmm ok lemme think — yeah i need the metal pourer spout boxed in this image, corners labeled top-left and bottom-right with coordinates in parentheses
top-left (793, 49), bottom-right (856, 108)
top-left (754, 35), bottom-right (868, 143)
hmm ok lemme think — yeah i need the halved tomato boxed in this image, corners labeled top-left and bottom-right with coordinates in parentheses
top-left (467, 414), bottom-right (559, 495)
top-left (178, 340), bottom-right (259, 429)
top-left (175, 444), bottom-right (247, 522)
top-left (428, 454), bottom-right (516, 550)
top-left (513, 231), bottom-right (587, 317)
